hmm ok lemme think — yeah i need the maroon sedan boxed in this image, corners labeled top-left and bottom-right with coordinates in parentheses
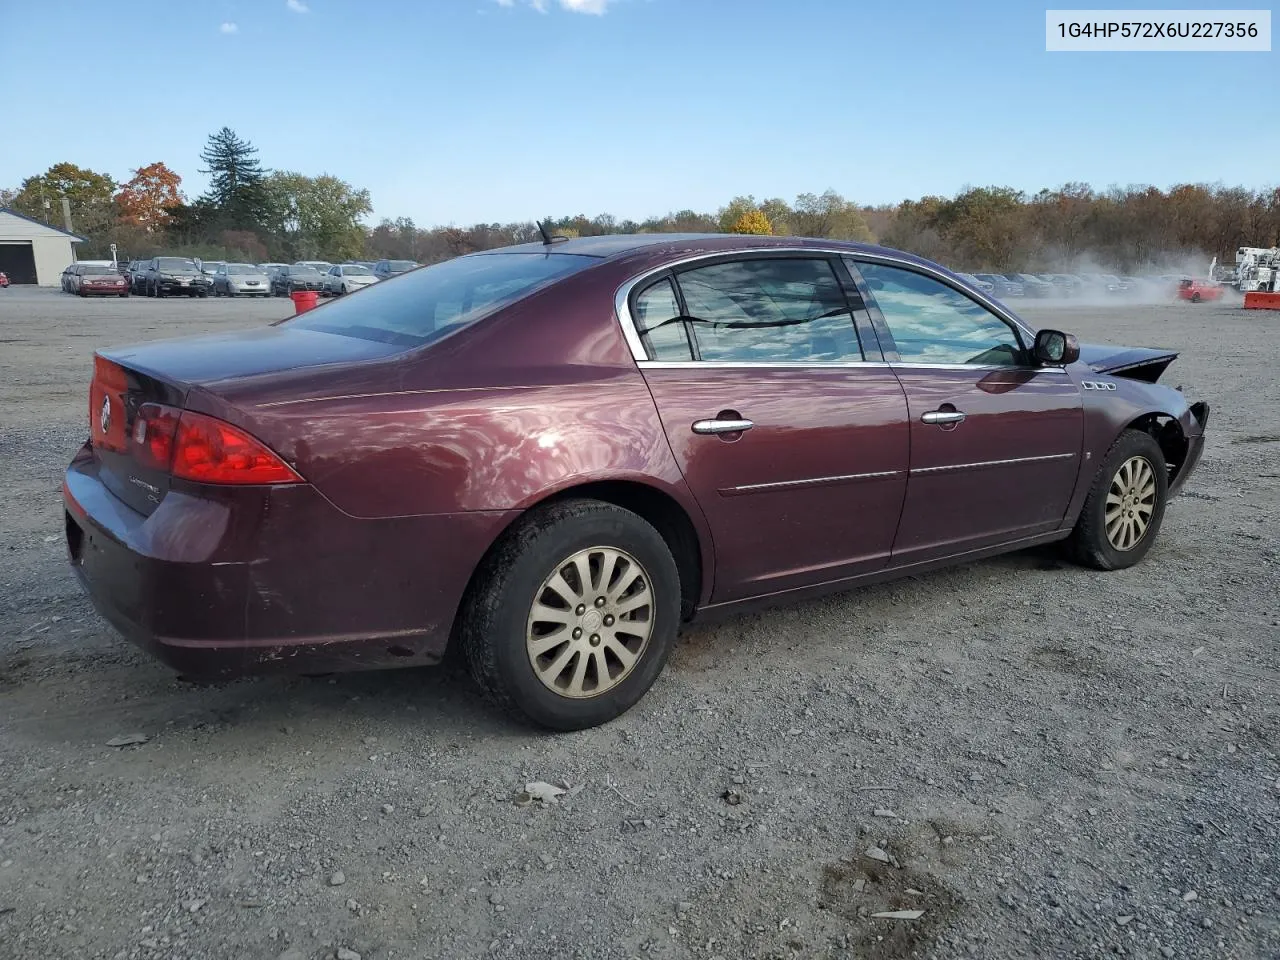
top-left (78, 264), bottom-right (130, 297)
top-left (64, 235), bottom-right (1208, 729)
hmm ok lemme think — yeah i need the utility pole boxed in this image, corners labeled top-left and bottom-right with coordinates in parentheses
top-left (61, 197), bottom-right (73, 234)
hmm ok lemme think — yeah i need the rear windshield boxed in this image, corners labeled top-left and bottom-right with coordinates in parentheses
top-left (82, 266), bottom-right (118, 276)
top-left (286, 252), bottom-right (596, 348)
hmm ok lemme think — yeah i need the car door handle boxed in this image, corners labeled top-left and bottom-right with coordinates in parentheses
top-left (692, 418), bottom-right (754, 435)
top-left (921, 410), bottom-right (966, 425)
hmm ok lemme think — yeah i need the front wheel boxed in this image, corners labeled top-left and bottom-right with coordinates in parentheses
top-left (461, 499), bottom-right (681, 730)
top-left (1066, 429), bottom-right (1169, 570)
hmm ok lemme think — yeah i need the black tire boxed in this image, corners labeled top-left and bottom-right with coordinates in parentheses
top-left (156, 285), bottom-right (166, 299)
top-left (1066, 428), bottom-right (1169, 571)
top-left (461, 499), bottom-right (681, 731)
top-left (1190, 292), bottom-right (1201, 303)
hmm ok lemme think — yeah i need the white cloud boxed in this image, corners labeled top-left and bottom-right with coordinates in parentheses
top-left (558, 0), bottom-right (610, 12)
top-left (494, 0), bottom-right (615, 12)
top-left (219, 21), bottom-right (238, 33)
top-left (286, 0), bottom-right (309, 12)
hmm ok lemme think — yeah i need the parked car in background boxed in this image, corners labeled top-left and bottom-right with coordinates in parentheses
top-left (373, 259), bottom-right (420, 279)
top-left (123, 260), bottom-right (148, 294)
top-left (212, 263), bottom-right (271, 297)
top-left (1004, 273), bottom-right (1054, 298)
top-left (144, 257), bottom-right (211, 298)
top-left (62, 233), bottom-right (1209, 730)
top-left (1039, 274), bottom-right (1080, 296)
top-left (199, 261), bottom-right (225, 285)
top-left (77, 264), bottom-right (130, 297)
top-left (296, 260), bottom-right (333, 275)
top-left (323, 263), bottom-right (379, 296)
top-left (258, 262), bottom-right (288, 275)
top-left (60, 264), bottom-right (78, 293)
top-left (955, 272), bottom-right (995, 295)
top-left (0, 271), bottom-right (10, 288)
top-left (271, 264), bottom-right (326, 296)
top-left (973, 273), bottom-right (1023, 297)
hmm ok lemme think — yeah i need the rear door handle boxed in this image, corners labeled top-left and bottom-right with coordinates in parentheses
top-left (921, 410), bottom-right (966, 425)
top-left (692, 418), bottom-right (754, 435)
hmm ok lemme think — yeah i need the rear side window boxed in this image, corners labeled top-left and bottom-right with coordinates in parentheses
top-left (633, 278), bottom-right (693, 361)
top-left (286, 252), bottom-right (596, 348)
top-left (675, 258), bottom-right (861, 363)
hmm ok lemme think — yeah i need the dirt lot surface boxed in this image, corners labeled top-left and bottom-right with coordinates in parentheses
top-left (0, 287), bottom-right (1276, 960)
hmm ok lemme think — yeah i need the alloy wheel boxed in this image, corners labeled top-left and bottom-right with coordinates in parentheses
top-left (1105, 455), bottom-right (1157, 551)
top-left (525, 546), bottom-right (654, 699)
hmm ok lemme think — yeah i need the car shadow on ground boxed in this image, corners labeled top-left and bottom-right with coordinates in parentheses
top-left (2, 544), bottom-right (1075, 751)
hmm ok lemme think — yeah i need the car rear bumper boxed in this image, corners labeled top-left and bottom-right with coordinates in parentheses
top-left (63, 443), bottom-right (518, 679)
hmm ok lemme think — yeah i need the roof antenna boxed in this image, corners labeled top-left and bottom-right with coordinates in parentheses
top-left (536, 220), bottom-right (553, 245)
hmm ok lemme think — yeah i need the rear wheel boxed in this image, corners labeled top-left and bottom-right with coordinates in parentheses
top-left (1066, 429), bottom-right (1168, 570)
top-left (1190, 292), bottom-right (1201, 303)
top-left (462, 499), bottom-right (681, 730)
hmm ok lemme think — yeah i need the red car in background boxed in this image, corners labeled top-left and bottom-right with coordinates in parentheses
top-left (1176, 278), bottom-right (1223, 303)
top-left (78, 264), bottom-right (130, 297)
top-left (0, 271), bottom-right (9, 288)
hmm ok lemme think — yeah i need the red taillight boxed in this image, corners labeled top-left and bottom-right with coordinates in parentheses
top-left (171, 410), bottom-right (301, 485)
top-left (89, 355), bottom-right (129, 451)
top-left (133, 403), bottom-right (181, 471)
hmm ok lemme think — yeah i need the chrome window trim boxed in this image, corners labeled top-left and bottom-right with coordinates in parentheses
top-left (637, 360), bottom-right (891, 370)
top-left (636, 359), bottom-right (1067, 375)
top-left (614, 246), bottom-right (1039, 366)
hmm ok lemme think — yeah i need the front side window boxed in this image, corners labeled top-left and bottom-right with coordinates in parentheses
top-left (673, 258), bottom-right (861, 363)
top-left (853, 261), bottom-right (1026, 366)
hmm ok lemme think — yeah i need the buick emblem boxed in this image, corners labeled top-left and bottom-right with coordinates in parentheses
top-left (99, 396), bottom-right (111, 434)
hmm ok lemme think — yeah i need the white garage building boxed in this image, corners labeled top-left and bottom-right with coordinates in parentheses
top-left (0, 208), bottom-right (86, 285)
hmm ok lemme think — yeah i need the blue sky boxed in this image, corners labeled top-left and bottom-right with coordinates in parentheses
top-left (1, 0), bottom-right (1274, 225)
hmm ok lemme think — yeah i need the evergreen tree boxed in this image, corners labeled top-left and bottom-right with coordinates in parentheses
top-left (198, 127), bottom-right (269, 230)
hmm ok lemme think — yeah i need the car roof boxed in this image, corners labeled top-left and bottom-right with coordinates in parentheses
top-left (473, 233), bottom-right (941, 270)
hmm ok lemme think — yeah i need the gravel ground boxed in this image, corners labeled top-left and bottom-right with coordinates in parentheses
top-left (0, 287), bottom-right (1276, 960)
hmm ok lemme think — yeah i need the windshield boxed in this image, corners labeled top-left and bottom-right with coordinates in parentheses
top-left (157, 258), bottom-right (196, 271)
top-left (388, 260), bottom-right (418, 271)
top-left (227, 264), bottom-right (257, 275)
top-left (202, 262), bottom-right (224, 271)
top-left (286, 252), bottom-right (596, 348)
top-left (290, 267), bottom-right (322, 276)
top-left (343, 265), bottom-right (373, 276)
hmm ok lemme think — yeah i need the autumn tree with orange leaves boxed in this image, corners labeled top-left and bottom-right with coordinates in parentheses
top-left (116, 162), bottom-right (184, 231)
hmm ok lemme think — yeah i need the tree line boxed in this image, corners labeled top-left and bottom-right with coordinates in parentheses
top-left (3, 128), bottom-right (1277, 272)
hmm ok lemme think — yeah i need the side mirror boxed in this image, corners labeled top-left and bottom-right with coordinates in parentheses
top-left (1033, 329), bottom-right (1080, 366)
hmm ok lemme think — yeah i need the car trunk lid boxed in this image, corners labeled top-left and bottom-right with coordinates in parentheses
top-left (90, 326), bottom-right (403, 515)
